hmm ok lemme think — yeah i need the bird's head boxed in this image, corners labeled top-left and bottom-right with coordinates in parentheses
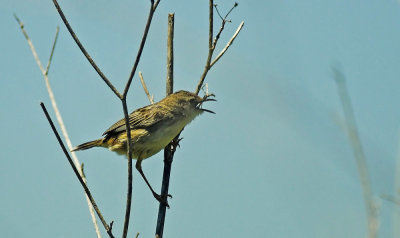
top-left (170, 90), bottom-right (216, 114)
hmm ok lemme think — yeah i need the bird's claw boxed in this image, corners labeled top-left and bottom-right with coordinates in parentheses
top-left (153, 192), bottom-right (172, 208)
top-left (171, 137), bottom-right (183, 149)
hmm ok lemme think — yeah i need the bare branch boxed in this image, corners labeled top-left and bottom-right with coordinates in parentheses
top-left (15, 15), bottom-right (102, 237)
top-left (224, 2), bottom-right (238, 19)
top-left (121, 100), bottom-right (134, 238)
top-left (121, 2), bottom-right (161, 237)
top-left (139, 72), bottom-right (154, 104)
top-left (210, 21), bottom-right (244, 67)
top-left (40, 102), bottom-right (114, 238)
top-left (214, 4), bottom-right (223, 21)
top-left (153, 0), bottom-right (161, 10)
top-left (166, 13), bottom-right (174, 96)
top-left (51, 0), bottom-right (120, 97)
top-left (14, 14), bottom-right (46, 74)
top-left (195, 0), bottom-right (214, 95)
top-left (51, 0), bottom-right (162, 236)
top-left (195, 1), bottom-right (242, 95)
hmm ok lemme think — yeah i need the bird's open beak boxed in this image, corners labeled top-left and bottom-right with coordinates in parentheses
top-left (198, 94), bottom-right (216, 114)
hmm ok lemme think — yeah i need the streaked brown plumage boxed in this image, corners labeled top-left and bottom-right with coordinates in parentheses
top-left (72, 90), bottom-right (215, 206)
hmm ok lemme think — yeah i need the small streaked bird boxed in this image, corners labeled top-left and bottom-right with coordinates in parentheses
top-left (72, 90), bottom-right (215, 205)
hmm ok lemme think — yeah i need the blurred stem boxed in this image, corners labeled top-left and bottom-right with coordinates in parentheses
top-left (333, 67), bottom-right (378, 238)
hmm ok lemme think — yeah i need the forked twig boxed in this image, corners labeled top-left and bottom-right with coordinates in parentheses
top-left (195, 1), bottom-right (242, 95)
top-left (40, 103), bottom-right (114, 238)
top-left (51, 0), bottom-right (162, 236)
top-left (14, 14), bottom-right (102, 238)
top-left (121, 2), bottom-right (161, 236)
top-left (210, 21), bottom-right (244, 67)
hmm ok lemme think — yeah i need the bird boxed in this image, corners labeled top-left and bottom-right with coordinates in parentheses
top-left (72, 90), bottom-right (215, 206)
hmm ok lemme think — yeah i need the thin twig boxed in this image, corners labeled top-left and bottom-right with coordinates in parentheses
top-left (214, 4), bottom-right (224, 21)
top-left (195, 0), bottom-right (214, 95)
top-left (81, 164), bottom-right (102, 238)
top-left (210, 21), bottom-right (244, 67)
top-left (40, 102), bottom-right (114, 238)
top-left (139, 72), bottom-right (154, 104)
top-left (123, 1), bottom-right (161, 98)
top-left (381, 194), bottom-right (400, 205)
top-left (15, 15), bottom-right (102, 238)
top-left (14, 14), bottom-right (46, 73)
top-left (155, 13), bottom-right (174, 238)
top-left (333, 67), bottom-right (378, 238)
top-left (45, 26), bottom-right (59, 75)
top-left (224, 2), bottom-right (238, 20)
top-left (51, 0), bottom-right (120, 97)
top-left (51, 1), bottom-right (162, 236)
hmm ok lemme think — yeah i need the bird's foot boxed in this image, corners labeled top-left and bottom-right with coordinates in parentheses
top-left (171, 137), bottom-right (183, 150)
top-left (153, 192), bottom-right (173, 208)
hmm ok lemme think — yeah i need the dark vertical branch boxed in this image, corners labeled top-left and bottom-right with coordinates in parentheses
top-left (121, 2), bottom-right (161, 237)
top-left (40, 102), bottom-right (114, 238)
top-left (208, 0), bottom-right (213, 51)
top-left (121, 99), bottom-right (134, 238)
top-left (155, 13), bottom-right (175, 238)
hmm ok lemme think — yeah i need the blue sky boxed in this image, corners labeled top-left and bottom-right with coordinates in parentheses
top-left (2, 0), bottom-right (400, 237)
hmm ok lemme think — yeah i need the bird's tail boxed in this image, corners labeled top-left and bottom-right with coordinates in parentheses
top-left (71, 139), bottom-right (104, 152)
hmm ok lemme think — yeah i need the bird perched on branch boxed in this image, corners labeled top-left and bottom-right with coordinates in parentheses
top-left (72, 90), bottom-right (215, 205)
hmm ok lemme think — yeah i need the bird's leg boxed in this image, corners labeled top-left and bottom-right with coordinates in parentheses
top-left (135, 158), bottom-right (172, 208)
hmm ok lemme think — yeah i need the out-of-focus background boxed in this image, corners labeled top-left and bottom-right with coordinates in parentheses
top-left (2, 0), bottom-right (400, 237)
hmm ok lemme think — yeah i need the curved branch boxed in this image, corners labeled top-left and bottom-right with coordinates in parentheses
top-left (51, 0), bottom-right (120, 97)
top-left (122, 1), bottom-right (161, 98)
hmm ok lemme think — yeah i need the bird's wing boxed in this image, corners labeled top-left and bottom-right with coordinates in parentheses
top-left (102, 104), bottom-right (176, 136)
